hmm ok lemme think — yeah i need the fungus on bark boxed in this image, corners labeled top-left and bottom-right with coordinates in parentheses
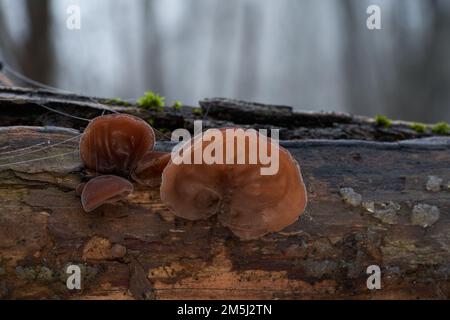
top-left (75, 182), bottom-right (86, 196)
top-left (81, 175), bottom-right (134, 212)
top-left (160, 128), bottom-right (307, 240)
top-left (131, 151), bottom-right (171, 187)
top-left (79, 114), bottom-right (155, 176)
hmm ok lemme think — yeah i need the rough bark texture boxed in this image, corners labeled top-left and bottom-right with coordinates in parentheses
top-left (0, 87), bottom-right (439, 141)
top-left (1, 87), bottom-right (450, 299)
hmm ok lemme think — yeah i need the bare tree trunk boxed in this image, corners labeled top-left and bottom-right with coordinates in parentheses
top-left (235, 3), bottom-right (261, 99)
top-left (207, 1), bottom-right (238, 97)
top-left (16, 0), bottom-right (54, 85)
top-left (390, 0), bottom-right (450, 122)
top-left (143, 0), bottom-right (165, 95)
top-left (340, 1), bottom-right (370, 116)
top-left (0, 5), bottom-right (18, 67)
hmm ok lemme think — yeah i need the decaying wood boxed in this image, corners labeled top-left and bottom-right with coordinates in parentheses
top-left (1, 87), bottom-right (450, 299)
top-left (0, 87), bottom-right (440, 141)
top-left (1, 124), bottom-right (450, 299)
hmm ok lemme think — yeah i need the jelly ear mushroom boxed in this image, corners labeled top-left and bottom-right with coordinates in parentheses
top-left (79, 114), bottom-right (155, 176)
top-left (218, 146), bottom-right (307, 240)
top-left (160, 128), bottom-right (307, 240)
top-left (75, 182), bottom-right (86, 196)
top-left (81, 175), bottom-right (134, 212)
top-left (131, 151), bottom-right (171, 187)
top-left (160, 161), bottom-right (224, 220)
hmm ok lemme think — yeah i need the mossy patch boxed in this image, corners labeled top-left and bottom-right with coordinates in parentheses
top-left (192, 107), bottom-right (203, 116)
top-left (410, 122), bottom-right (426, 133)
top-left (431, 122), bottom-right (450, 135)
top-left (137, 91), bottom-right (165, 112)
top-left (375, 114), bottom-right (392, 128)
top-left (104, 97), bottom-right (130, 106)
top-left (171, 100), bottom-right (182, 111)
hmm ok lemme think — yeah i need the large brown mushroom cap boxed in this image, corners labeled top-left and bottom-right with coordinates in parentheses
top-left (81, 175), bottom-right (134, 212)
top-left (160, 160), bottom-right (225, 220)
top-left (131, 151), bottom-right (171, 187)
top-left (160, 128), bottom-right (307, 240)
top-left (79, 114), bottom-right (155, 176)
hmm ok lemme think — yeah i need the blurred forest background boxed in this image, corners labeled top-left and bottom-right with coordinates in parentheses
top-left (0, 0), bottom-right (449, 122)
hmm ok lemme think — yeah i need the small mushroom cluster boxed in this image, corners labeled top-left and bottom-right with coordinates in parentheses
top-left (78, 114), bottom-right (170, 212)
top-left (78, 115), bottom-right (307, 240)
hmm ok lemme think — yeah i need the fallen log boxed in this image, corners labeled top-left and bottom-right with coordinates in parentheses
top-left (0, 87), bottom-right (439, 141)
top-left (0, 123), bottom-right (450, 299)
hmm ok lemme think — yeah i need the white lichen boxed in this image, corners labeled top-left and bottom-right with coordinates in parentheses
top-left (362, 201), bottom-right (375, 213)
top-left (426, 176), bottom-right (443, 192)
top-left (339, 187), bottom-right (362, 207)
top-left (411, 203), bottom-right (440, 227)
top-left (363, 201), bottom-right (400, 224)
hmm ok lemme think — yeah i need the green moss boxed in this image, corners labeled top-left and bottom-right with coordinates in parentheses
top-left (375, 114), bottom-right (392, 127)
top-left (431, 122), bottom-right (450, 135)
top-left (171, 100), bottom-right (182, 110)
top-left (137, 91), bottom-right (165, 111)
top-left (192, 107), bottom-right (203, 116)
top-left (410, 122), bottom-right (426, 133)
top-left (158, 128), bottom-right (171, 135)
top-left (105, 97), bottom-right (130, 106)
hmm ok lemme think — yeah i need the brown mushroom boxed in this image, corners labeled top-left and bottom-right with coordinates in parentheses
top-left (75, 182), bottom-right (86, 196)
top-left (81, 175), bottom-right (134, 212)
top-left (79, 114), bottom-right (155, 176)
top-left (131, 151), bottom-right (171, 187)
top-left (160, 128), bottom-right (307, 240)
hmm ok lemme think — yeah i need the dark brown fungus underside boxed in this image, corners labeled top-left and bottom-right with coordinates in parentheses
top-left (81, 175), bottom-right (134, 212)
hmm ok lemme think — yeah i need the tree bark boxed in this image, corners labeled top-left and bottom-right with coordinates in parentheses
top-left (0, 87), bottom-right (439, 141)
top-left (0, 87), bottom-right (450, 299)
